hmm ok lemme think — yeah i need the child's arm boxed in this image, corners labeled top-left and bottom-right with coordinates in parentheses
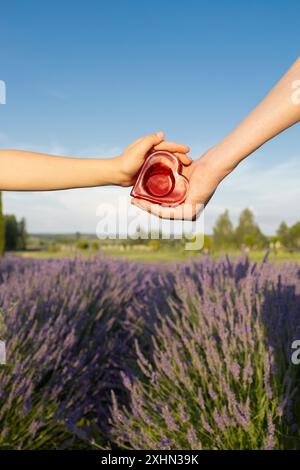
top-left (0, 132), bottom-right (191, 191)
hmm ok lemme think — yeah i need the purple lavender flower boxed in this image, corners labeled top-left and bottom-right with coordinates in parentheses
top-left (1, 254), bottom-right (299, 450)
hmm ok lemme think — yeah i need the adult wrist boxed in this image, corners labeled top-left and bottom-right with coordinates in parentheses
top-left (201, 144), bottom-right (237, 181)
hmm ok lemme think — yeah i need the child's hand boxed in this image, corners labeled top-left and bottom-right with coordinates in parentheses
top-left (115, 131), bottom-right (191, 187)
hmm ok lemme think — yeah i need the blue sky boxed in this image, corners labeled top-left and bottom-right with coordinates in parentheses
top-left (0, 0), bottom-right (300, 234)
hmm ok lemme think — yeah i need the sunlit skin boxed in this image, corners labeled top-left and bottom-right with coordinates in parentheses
top-left (1, 57), bottom-right (300, 215)
top-left (0, 132), bottom-right (191, 191)
top-left (132, 57), bottom-right (300, 220)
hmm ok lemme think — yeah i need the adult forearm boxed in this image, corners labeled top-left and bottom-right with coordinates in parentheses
top-left (214, 57), bottom-right (300, 173)
top-left (0, 150), bottom-right (121, 191)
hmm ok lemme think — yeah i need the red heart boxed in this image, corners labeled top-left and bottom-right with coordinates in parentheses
top-left (130, 151), bottom-right (189, 206)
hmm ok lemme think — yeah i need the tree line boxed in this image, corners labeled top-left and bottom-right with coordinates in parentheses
top-left (0, 193), bottom-right (27, 255)
top-left (0, 190), bottom-right (298, 254)
top-left (129, 208), bottom-right (300, 252)
top-left (212, 208), bottom-right (300, 251)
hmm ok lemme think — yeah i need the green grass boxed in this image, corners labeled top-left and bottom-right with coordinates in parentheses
top-left (17, 248), bottom-right (196, 263)
top-left (18, 250), bottom-right (82, 259)
top-left (15, 247), bottom-right (300, 263)
top-left (211, 249), bottom-right (300, 263)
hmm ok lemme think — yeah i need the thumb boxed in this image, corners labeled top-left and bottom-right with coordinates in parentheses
top-left (133, 131), bottom-right (165, 156)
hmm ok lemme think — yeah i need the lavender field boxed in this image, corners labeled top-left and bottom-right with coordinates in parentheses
top-left (0, 254), bottom-right (300, 450)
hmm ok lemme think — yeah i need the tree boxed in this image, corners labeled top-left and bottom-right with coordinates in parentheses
top-left (235, 208), bottom-right (267, 249)
top-left (276, 221), bottom-right (300, 251)
top-left (76, 240), bottom-right (90, 250)
top-left (288, 222), bottom-right (300, 250)
top-left (0, 193), bottom-right (4, 255)
top-left (4, 215), bottom-right (27, 251)
top-left (4, 215), bottom-right (18, 251)
top-left (276, 222), bottom-right (290, 248)
top-left (213, 210), bottom-right (234, 248)
top-left (17, 217), bottom-right (27, 250)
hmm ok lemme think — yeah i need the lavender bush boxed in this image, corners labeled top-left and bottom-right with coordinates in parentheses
top-left (112, 257), bottom-right (300, 449)
top-left (0, 255), bottom-right (300, 449)
top-left (0, 256), bottom-right (143, 448)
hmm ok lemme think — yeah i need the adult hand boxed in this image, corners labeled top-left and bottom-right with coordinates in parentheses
top-left (131, 146), bottom-right (232, 219)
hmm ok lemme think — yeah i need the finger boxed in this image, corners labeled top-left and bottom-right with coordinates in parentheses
top-left (131, 198), bottom-right (201, 220)
top-left (132, 198), bottom-right (182, 219)
top-left (173, 152), bottom-right (193, 165)
top-left (127, 136), bottom-right (144, 149)
top-left (131, 131), bottom-right (165, 155)
top-left (153, 141), bottom-right (190, 154)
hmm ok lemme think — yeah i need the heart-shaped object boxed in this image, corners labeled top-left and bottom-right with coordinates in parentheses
top-left (130, 150), bottom-right (189, 206)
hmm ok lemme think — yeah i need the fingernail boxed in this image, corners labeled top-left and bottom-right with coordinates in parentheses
top-left (156, 131), bottom-right (164, 139)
